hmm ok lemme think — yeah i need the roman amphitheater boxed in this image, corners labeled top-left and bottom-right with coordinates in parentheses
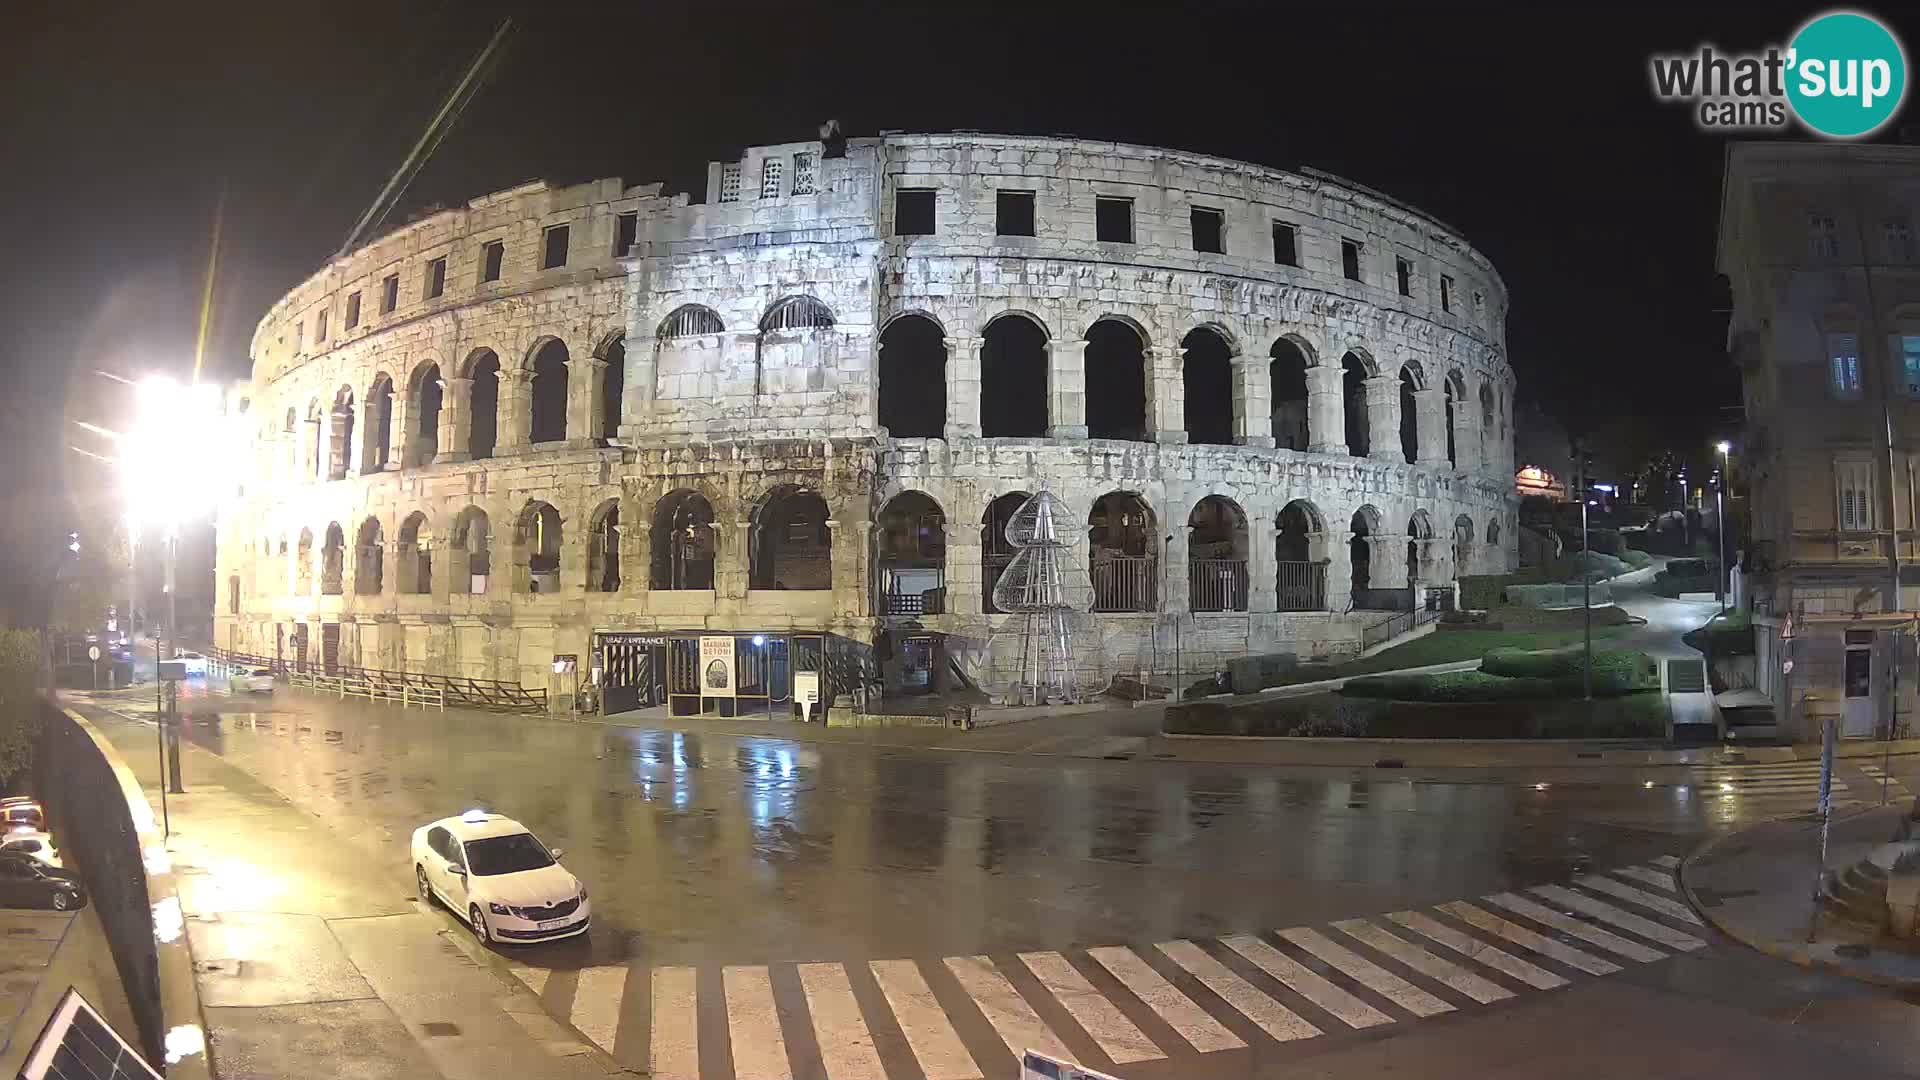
top-left (213, 131), bottom-right (1516, 716)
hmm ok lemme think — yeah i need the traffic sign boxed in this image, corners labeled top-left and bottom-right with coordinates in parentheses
top-left (87, 645), bottom-right (101, 662)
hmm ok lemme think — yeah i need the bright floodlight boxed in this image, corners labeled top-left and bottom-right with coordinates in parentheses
top-left (1716, 440), bottom-right (1731, 454)
top-left (121, 376), bottom-right (229, 529)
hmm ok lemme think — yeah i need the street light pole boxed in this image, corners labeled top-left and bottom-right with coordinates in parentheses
top-left (1716, 441), bottom-right (1731, 617)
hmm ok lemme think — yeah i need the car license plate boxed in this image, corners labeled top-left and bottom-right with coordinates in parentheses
top-left (537, 917), bottom-right (569, 930)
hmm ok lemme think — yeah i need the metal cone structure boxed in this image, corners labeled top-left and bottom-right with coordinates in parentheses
top-left (980, 491), bottom-right (1106, 705)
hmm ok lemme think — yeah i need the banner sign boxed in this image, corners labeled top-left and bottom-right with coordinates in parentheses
top-left (699, 635), bottom-right (736, 697)
top-left (795, 671), bottom-right (820, 722)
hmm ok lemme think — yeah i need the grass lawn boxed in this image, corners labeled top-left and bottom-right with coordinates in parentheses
top-left (1274, 623), bottom-right (1633, 686)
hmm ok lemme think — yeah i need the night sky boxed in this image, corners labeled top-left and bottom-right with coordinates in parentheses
top-left (1, 1), bottom-right (1909, 604)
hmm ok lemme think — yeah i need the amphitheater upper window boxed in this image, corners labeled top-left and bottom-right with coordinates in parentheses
top-left (615, 212), bottom-right (638, 257)
top-left (791, 152), bottom-right (816, 195)
top-left (661, 304), bottom-right (725, 338)
top-left (294, 320), bottom-right (304, 353)
top-left (1096, 197), bottom-right (1133, 244)
top-left (425, 256), bottom-right (447, 299)
top-left (381, 274), bottom-right (399, 315)
top-left (1272, 222), bottom-right (1298, 267)
top-left (762, 296), bottom-right (834, 332)
top-left (996, 191), bottom-right (1035, 237)
top-left (760, 158), bottom-right (783, 199)
top-left (1440, 274), bottom-right (1454, 313)
top-left (1341, 239), bottom-right (1363, 282)
top-left (345, 290), bottom-right (362, 331)
top-left (542, 224), bottom-right (570, 270)
top-left (1395, 257), bottom-right (1413, 297)
top-left (719, 162), bottom-right (743, 204)
top-left (1191, 207), bottom-right (1224, 254)
top-left (895, 189), bottom-right (935, 236)
top-left (481, 240), bottom-right (505, 283)
top-left (315, 308), bottom-right (329, 343)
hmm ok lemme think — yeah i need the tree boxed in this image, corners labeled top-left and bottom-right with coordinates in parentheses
top-left (0, 628), bottom-right (43, 782)
top-left (48, 529), bottom-right (128, 634)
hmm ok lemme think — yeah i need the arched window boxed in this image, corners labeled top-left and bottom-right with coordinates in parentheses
top-left (1399, 366), bottom-right (1420, 462)
top-left (750, 487), bottom-right (831, 591)
top-left (1181, 327), bottom-right (1234, 446)
top-left (1487, 518), bottom-right (1502, 546)
top-left (1453, 514), bottom-right (1475, 577)
top-left (529, 340), bottom-right (569, 444)
top-left (1086, 319), bottom-right (1148, 441)
top-left (877, 315), bottom-right (946, 438)
top-left (1350, 506), bottom-right (1380, 600)
top-left (598, 336), bottom-right (625, 441)
top-left (328, 387), bottom-right (355, 480)
top-left (587, 500), bottom-right (622, 592)
top-left (1088, 492), bottom-right (1156, 612)
top-left (516, 501), bottom-right (563, 593)
top-left (321, 522), bottom-right (345, 594)
top-left (451, 508), bottom-right (491, 594)
top-left (1341, 352), bottom-right (1371, 457)
top-left (1270, 338), bottom-right (1312, 451)
top-left (296, 528), bottom-right (314, 592)
top-left (1408, 510), bottom-right (1435, 587)
top-left (875, 492), bottom-right (946, 615)
top-left (1187, 495), bottom-right (1248, 612)
top-left (659, 305), bottom-right (725, 338)
top-left (398, 512), bottom-right (432, 594)
top-left (649, 490), bottom-right (715, 590)
top-left (980, 315), bottom-right (1048, 437)
top-left (1479, 382), bottom-right (1496, 465)
top-left (363, 374), bottom-right (394, 473)
top-left (354, 517), bottom-right (383, 595)
top-left (981, 492), bottom-right (1031, 613)
top-left (1445, 371), bottom-right (1464, 466)
top-left (409, 363), bottom-right (442, 467)
top-left (761, 296), bottom-right (834, 332)
top-left (1276, 500), bottom-right (1328, 611)
top-left (466, 349), bottom-right (500, 459)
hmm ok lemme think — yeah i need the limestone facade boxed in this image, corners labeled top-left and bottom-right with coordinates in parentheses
top-left (214, 133), bottom-right (1517, 704)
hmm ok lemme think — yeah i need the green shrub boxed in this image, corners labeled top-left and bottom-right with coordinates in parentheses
top-left (1344, 671), bottom-right (1561, 702)
top-left (1622, 550), bottom-right (1653, 570)
top-left (1563, 550), bottom-right (1630, 581)
top-left (1583, 528), bottom-right (1623, 556)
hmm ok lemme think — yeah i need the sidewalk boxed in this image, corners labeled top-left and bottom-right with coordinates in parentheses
top-left (70, 702), bottom-right (621, 1080)
top-left (1680, 805), bottom-right (1920, 988)
top-left (0, 906), bottom-right (137, 1076)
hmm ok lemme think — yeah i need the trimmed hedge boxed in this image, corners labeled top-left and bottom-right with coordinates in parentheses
top-left (1481, 646), bottom-right (1659, 693)
top-left (1622, 550), bottom-right (1653, 570)
top-left (1344, 671), bottom-right (1559, 702)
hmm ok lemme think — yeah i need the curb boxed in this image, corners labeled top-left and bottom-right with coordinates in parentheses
top-left (1679, 815), bottom-right (1920, 992)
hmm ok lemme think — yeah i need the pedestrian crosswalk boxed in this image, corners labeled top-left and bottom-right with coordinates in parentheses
top-left (1689, 760), bottom-right (1865, 818)
top-left (502, 859), bottom-right (1714, 1078)
top-left (1855, 761), bottom-right (1914, 804)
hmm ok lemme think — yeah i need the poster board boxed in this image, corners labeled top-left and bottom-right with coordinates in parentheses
top-left (699, 635), bottom-right (736, 696)
top-left (794, 671), bottom-right (821, 722)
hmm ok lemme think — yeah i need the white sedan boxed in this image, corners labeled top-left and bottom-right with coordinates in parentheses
top-left (228, 666), bottom-right (275, 694)
top-left (0, 831), bottom-right (60, 868)
top-left (411, 810), bottom-right (589, 944)
top-left (172, 651), bottom-right (208, 677)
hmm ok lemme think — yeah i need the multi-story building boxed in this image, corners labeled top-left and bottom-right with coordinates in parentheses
top-left (213, 131), bottom-right (1516, 715)
top-left (1719, 140), bottom-right (1920, 740)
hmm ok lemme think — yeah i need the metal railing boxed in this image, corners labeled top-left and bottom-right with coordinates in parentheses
top-left (207, 646), bottom-right (546, 714)
top-left (1188, 558), bottom-right (1248, 613)
top-left (1275, 560), bottom-right (1328, 612)
top-left (1091, 555), bottom-right (1156, 613)
top-left (1359, 606), bottom-right (1441, 651)
top-left (878, 586), bottom-right (946, 616)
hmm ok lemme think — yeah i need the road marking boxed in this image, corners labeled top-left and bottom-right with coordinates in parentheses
top-left (869, 959), bottom-right (980, 1080)
top-left (650, 966), bottom-right (699, 1080)
top-left (1648, 855), bottom-right (1680, 868)
top-left (570, 965), bottom-right (626, 1053)
top-left (725, 965), bottom-right (793, 1080)
top-left (1085, 946), bottom-right (1243, 1053)
top-left (1572, 874), bottom-right (1703, 925)
top-left (1277, 927), bottom-right (1453, 1018)
top-left (1220, 934), bottom-right (1393, 1029)
top-left (798, 962), bottom-right (885, 1080)
top-left (1155, 940), bottom-right (1321, 1042)
top-left (1437, 902), bottom-right (1621, 976)
top-left (946, 955), bottom-right (1073, 1065)
top-left (1332, 919), bottom-right (1513, 1004)
top-left (1482, 892), bottom-right (1668, 963)
top-left (1612, 866), bottom-right (1679, 892)
top-left (1019, 951), bottom-right (1164, 1064)
top-left (1381, 911), bottom-right (1570, 990)
top-left (1530, 886), bottom-right (1706, 952)
top-left (507, 962), bottom-right (549, 996)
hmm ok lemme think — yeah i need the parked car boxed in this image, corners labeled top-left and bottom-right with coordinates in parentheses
top-left (228, 666), bottom-right (275, 694)
top-left (173, 650), bottom-right (208, 677)
top-left (0, 831), bottom-right (59, 867)
top-left (0, 851), bottom-right (84, 910)
top-left (0, 799), bottom-right (45, 832)
top-left (410, 809), bottom-right (589, 944)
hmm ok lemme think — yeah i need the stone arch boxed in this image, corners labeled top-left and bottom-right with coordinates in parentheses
top-left (327, 386), bottom-right (355, 480)
top-left (450, 507), bottom-right (491, 593)
top-left (321, 521), bottom-right (345, 594)
top-left (1444, 368), bottom-right (1464, 466)
top-left (1349, 505), bottom-right (1381, 596)
top-left (586, 498), bottom-right (622, 592)
top-left (1487, 517), bottom-right (1501, 546)
top-left (650, 489), bottom-right (716, 590)
top-left (528, 338), bottom-right (569, 443)
top-left (1269, 336), bottom-right (1313, 451)
top-left (875, 491), bottom-right (947, 615)
top-left (980, 312), bottom-right (1048, 437)
top-left (354, 516), bottom-right (384, 595)
top-left (363, 372), bottom-right (394, 473)
top-left (407, 360), bottom-right (443, 466)
top-left (1086, 318), bottom-right (1149, 442)
top-left (981, 491), bottom-right (1032, 613)
top-left (756, 297), bottom-right (837, 399)
top-left (1276, 499), bottom-right (1329, 611)
top-left (1341, 351), bottom-right (1370, 457)
top-left (1182, 326), bottom-right (1235, 446)
top-left (1187, 494), bottom-right (1249, 612)
top-left (1478, 381), bottom-right (1496, 466)
top-left (659, 304), bottom-right (725, 338)
top-left (296, 527), bottom-right (314, 592)
top-left (464, 348), bottom-right (501, 459)
top-left (761, 295), bottom-right (835, 332)
top-left (876, 313), bottom-right (947, 438)
top-left (1088, 491), bottom-right (1157, 612)
top-left (398, 511), bottom-right (432, 594)
top-left (1398, 364), bottom-right (1420, 462)
top-left (750, 486), bottom-right (831, 591)
top-left (596, 333), bottom-right (626, 441)
top-left (1407, 509), bottom-right (1435, 587)
top-left (1453, 513), bottom-right (1475, 576)
top-left (514, 500), bottom-right (563, 593)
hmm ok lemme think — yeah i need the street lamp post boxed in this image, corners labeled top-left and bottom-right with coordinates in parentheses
top-left (1716, 441), bottom-right (1731, 616)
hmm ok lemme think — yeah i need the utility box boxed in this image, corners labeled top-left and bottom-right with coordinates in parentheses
top-left (157, 660), bottom-right (186, 681)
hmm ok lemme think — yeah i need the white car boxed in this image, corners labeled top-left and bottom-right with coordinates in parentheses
top-left (411, 810), bottom-right (589, 944)
top-left (173, 651), bottom-right (208, 677)
top-left (0, 831), bottom-right (59, 868)
top-left (228, 666), bottom-right (275, 694)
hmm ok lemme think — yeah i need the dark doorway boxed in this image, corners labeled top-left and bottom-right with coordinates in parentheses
top-left (876, 315), bottom-right (946, 438)
top-left (1182, 327), bottom-right (1234, 446)
top-left (1086, 320), bottom-right (1148, 441)
top-left (981, 316), bottom-right (1048, 437)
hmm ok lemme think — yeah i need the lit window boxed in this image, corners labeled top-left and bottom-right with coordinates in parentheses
top-left (1828, 332), bottom-right (1862, 398)
top-left (760, 158), bottom-right (783, 199)
top-left (1809, 211), bottom-right (1840, 258)
top-left (1903, 335), bottom-right (1920, 396)
top-left (791, 152), bottom-right (816, 195)
top-left (719, 163), bottom-right (742, 204)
